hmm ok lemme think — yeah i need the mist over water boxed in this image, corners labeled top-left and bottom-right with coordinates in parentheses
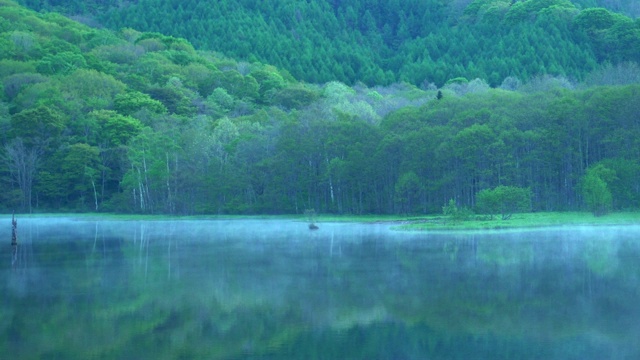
top-left (1, 217), bottom-right (639, 359)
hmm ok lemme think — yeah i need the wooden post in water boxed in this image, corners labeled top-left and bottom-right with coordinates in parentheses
top-left (11, 212), bottom-right (17, 246)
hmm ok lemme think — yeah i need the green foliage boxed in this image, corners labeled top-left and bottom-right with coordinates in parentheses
top-left (581, 164), bottom-right (616, 216)
top-left (476, 185), bottom-right (532, 220)
top-left (395, 171), bottom-right (421, 214)
top-left (3, 71), bottom-right (47, 99)
top-left (36, 51), bottom-right (87, 74)
top-left (60, 69), bottom-right (126, 111)
top-left (180, 63), bottom-right (221, 97)
top-left (573, 7), bottom-right (640, 63)
top-left (218, 70), bottom-right (259, 100)
top-left (114, 91), bottom-right (167, 116)
top-left (89, 110), bottom-right (143, 146)
top-left (1, 1), bottom-right (640, 216)
top-left (442, 199), bottom-right (472, 223)
top-left (21, 0), bottom-right (628, 87)
top-left (597, 158), bottom-right (640, 210)
top-left (135, 32), bottom-right (195, 53)
top-left (11, 105), bottom-right (66, 147)
top-left (59, 143), bottom-right (101, 209)
top-left (204, 88), bottom-right (235, 118)
top-left (249, 67), bottom-right (286, 103)
top-left (574, 7), bottom-right (620, 31)
top-left (269, 84), bottom-right (320, 110)
top-left (147, 82), bottom-right (196, 116)
top-left (445, 77), bottom-right (469, 86)
top-left (504, 0), bottom-right (575, 24)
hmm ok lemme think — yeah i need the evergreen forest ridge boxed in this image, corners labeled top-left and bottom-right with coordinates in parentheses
top-left (18, 0), bottom-right (640, 86)
top-left (1, 0), bottom-right (640, 216)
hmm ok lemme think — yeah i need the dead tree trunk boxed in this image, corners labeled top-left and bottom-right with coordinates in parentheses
top-left (11, 212), bottom-right (17, 246)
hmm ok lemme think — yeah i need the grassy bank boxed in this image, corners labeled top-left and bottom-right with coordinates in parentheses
top-left (397, 212), bottom-right (640, 231)
top-left (5, 212), bottom-right (640, 231)
top-left (313, 214), bottom-right (426, 223)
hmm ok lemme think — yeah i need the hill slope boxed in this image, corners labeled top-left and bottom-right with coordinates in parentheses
top-left (16, 0), bottom-right (640, 86)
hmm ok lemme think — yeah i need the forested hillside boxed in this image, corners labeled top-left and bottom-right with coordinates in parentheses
top-left (573, 0), bottom-right (640, 17)
top-left (17, 0), bottom-right (640, 86)
top-left (2, 0), bottom-right (640, 215)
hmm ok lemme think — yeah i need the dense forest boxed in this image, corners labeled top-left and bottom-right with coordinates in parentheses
top-left (1, 0), bottom-right (640, 215)
top-left (16, 0), bottom-right (640, 86)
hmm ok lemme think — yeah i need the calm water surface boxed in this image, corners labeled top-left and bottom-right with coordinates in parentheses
top-left (1, 217), bottom-right (640, 359)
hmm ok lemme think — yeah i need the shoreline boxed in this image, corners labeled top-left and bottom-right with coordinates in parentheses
top-left (3, 212), bottom-right (640, 231)
top-left (394, 212), bottom-right (640, 231)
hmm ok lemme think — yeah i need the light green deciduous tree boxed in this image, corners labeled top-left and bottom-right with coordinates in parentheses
top-left (476, 185), bottom-right (531, 220)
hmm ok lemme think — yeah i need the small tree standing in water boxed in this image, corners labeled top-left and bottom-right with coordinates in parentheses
top-left (305, 209), bottom-right (319, 230)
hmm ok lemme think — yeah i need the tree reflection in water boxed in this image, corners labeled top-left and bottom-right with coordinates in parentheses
top-left (1, 219), bottom-right (639, 359)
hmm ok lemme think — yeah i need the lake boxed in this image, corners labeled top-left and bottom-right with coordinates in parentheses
top-left (1, 217), bottom-right (639, 359)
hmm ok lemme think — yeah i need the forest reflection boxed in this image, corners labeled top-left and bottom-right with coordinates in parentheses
top-left (1, 218), bottom-right (639, 359)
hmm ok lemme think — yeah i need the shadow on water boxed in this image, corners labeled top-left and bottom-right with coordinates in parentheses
top-left (0, 219), bottom-right (639, 359)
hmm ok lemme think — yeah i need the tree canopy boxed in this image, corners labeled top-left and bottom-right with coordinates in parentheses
top-left (16, 0), bottom-right (640, 87)
top-left (1, 0), bottom-right (639, 216)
